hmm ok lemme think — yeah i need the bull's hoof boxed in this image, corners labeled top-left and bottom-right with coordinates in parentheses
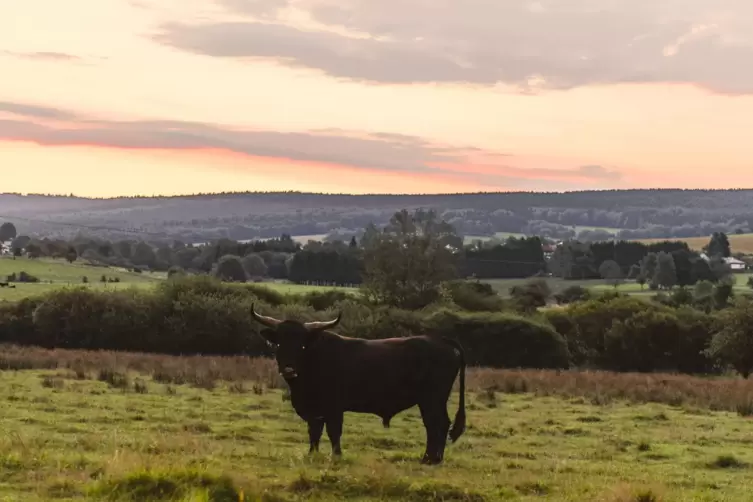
top-left (420, 454), bottom-right (443, 466)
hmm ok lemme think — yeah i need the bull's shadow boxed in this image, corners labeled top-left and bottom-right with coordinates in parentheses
top-left (250, 304), bottom-right (467, 465)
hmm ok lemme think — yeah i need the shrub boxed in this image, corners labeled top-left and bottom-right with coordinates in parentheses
top-left (445, 279), bottom-right (505, 312)
top-left (0, 274), bottom-right (730, 374)
top-left (299, 290), bottom-right (353, 311)
top-left (551, 296), bottom-right (673, 368)
top-left (30, 288), bottom-right (159, 352)
top-left (167, 266), bottom-right (185, 278)
top-left (604, 310), bottom-right (685, 372)
top-left (706, 299), bottom-right (753, 377)
top-left (243, 284), bottom-right (289, 307)
top-left (422, 309), bottom-right (570, 369)
top-left (554, 285), bottom-right (591, 305)
top-left (212, 255), bottom-right (247, 283)
top-left (0, 276), bottom-right (572, 369)
top-left (509, 279), bottom-right (552, 312)
top-left (7, 271), bottom-right (40, 283)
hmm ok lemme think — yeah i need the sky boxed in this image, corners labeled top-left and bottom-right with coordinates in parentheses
top-left (2, 0), bottom-right (753, 197)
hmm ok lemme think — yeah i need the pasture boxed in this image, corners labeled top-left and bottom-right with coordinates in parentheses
top-left (1, 345), bottom-right (753, 501)
top-left (635, 233), bottom-right (753, 254)
top-left (485, 273), bottom-right (753, 297)
top-left (0, 257), bottom-right (164, 302)
top-left (1, 256), bottom-right (750, 304)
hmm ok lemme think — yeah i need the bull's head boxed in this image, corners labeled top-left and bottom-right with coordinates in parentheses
top-left (250, 304), bottom-right (342, 380)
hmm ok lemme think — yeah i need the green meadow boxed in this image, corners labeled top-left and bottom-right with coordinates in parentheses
top-left (2, 349), bottom-right (753, 501)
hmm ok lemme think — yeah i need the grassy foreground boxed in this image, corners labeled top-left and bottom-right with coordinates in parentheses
top-left (1, 346), bottom-right (753, 500)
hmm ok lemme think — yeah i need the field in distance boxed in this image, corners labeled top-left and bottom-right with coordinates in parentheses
top-left (3, 346), bottom-right (753, 501)
top-left (1, 256), bottom-right (751, 303)
top-left (636, 233), bottom-right (753, 254)
top-left (0, 257), bottom-right (163, 302)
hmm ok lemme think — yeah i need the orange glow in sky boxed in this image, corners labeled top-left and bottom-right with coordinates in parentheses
top-left (2, 0), bottom-right (753, 196)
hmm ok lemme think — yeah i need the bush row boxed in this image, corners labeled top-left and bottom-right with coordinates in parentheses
top-left (0, 276), bottom-right (567, 369)
top-left (0, 276), bottom-right (743, 375)
top-left (543, 295), bottom-right (720, 374)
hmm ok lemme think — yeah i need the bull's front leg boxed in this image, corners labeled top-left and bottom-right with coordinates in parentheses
top-left (307, 418), bottom-right (325, 454)
top-left (325, 413), bottom-right (344, 456)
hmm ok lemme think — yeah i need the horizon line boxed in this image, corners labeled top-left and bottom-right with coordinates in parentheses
top-left (3, 187), bottom-right (753, 201)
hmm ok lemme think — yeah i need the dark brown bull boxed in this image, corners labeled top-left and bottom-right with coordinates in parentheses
top-left (250, 304), bottom-right (466, 465)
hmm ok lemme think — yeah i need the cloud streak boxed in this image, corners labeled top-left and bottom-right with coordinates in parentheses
top-left (0, 101), bottom-right (622, 187)
top-left (153, 0), bottom-right (753, 94)
top-left (3, 51), bottom-right (82, 62)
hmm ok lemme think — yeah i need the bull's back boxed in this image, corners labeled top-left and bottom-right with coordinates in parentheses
top-left (328, 336), bottom-right (449, 413)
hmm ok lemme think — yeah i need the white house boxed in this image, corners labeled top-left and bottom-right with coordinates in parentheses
top-left (724, 256), bottom-right (747, 271)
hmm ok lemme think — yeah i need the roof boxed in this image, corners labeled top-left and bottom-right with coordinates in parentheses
top-left (724, 257), bottom-right (746, 265)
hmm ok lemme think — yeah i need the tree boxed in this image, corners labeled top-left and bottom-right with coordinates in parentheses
top-left (242, 253), bottom-right (268, 278)
top-left (510, 279), bottom-right (552, 312)
top-left (548, 241), bottom-right (595, 279)
top-left (361, 209), bottom-right (459, 309)
top-left (0, 222), bottom-right (17, 242)
top-left (636, 274), bottom-right (647, 290)
top-left (639, 253), bottom-right (658, 283)
top-left (65, 246), bottom-right (78, 264)
top-left (25, 242), bottom-right (41, 259)
top-left (694, 280), bottom-right (714, 300)
top-left (705, 232), bottom-right (731, 258)
top-left (653, 251), bottom-right (677, 290)
top-left (213, 255), bottom-right (247, 282)
top-left (10, 235), bottom-right (29, 253)
top-left (167, 266), bottom-right (185, 278)
top-left (360, 223), bottom-right (380, 249)
top-left (713, 277), bottom-right (735, 309)
top-left (706, 299), bottom-right (753, 377)
top-left (708, 256), bottom-right (732, 282)
top-left (349, 236), bottom-right (358, 249)
top-left (598, 260), bottom-right (623, 288)
top-left (132, 241), bottom-right (156, 268)
top-left (627, 264), bottom-right (641, 280)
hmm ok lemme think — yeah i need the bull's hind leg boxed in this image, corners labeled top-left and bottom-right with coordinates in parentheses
top-left (325, 413), bottom-right (344, 456)
top-left (418, 401), bottom-right (451, 465)
top-left (307, 418), bottom-right (324, 454)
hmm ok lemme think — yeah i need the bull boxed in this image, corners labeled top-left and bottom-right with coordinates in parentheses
top-left (250, 304), bottom-right (466, 465)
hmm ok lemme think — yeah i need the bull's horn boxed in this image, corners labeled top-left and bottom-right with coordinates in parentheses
top-left (250, 304), bottom-right (283, 328)
top-left (304, 312), bottom-right (342, 331)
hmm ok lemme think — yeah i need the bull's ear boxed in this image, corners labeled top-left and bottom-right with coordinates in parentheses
top-left (259, 328), bottom-right (279, 347)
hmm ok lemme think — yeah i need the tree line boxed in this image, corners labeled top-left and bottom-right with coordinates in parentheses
top-left (0, 216), bottom-right (742, 299)
top-left (4, 189), bottom-right (753, 244)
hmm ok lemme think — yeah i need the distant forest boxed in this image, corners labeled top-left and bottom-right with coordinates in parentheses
top-left (1, 189), bottom-right (752, 243)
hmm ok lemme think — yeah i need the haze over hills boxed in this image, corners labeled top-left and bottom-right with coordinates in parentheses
top-left (1, 188), bottom-right (753, 244)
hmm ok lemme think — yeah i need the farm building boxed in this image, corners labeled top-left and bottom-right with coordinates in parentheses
top-left (698, 253), bottom-right (747, 271)
top-left (723, 256), bottom-right (747, 271)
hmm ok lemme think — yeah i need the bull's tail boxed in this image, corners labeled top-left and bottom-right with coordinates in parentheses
top-left (443, 337), bottom-right (466, 443)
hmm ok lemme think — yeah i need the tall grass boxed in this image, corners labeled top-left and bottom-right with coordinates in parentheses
top-left (3, 343), bottom-right (753, 414)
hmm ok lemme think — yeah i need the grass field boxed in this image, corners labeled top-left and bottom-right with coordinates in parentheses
top-left (486, 273), bottom-right (753, 297)
top-left (1, 256), bottom-right (750, 303)
top-left (636, 233), bottom-right (753, 254)
top-left (0, 257), bottom-right (164, 302)
top-left (0, 257), bottom-right (163, 284)
top-left (2, 344), bottom-right (753, 501)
